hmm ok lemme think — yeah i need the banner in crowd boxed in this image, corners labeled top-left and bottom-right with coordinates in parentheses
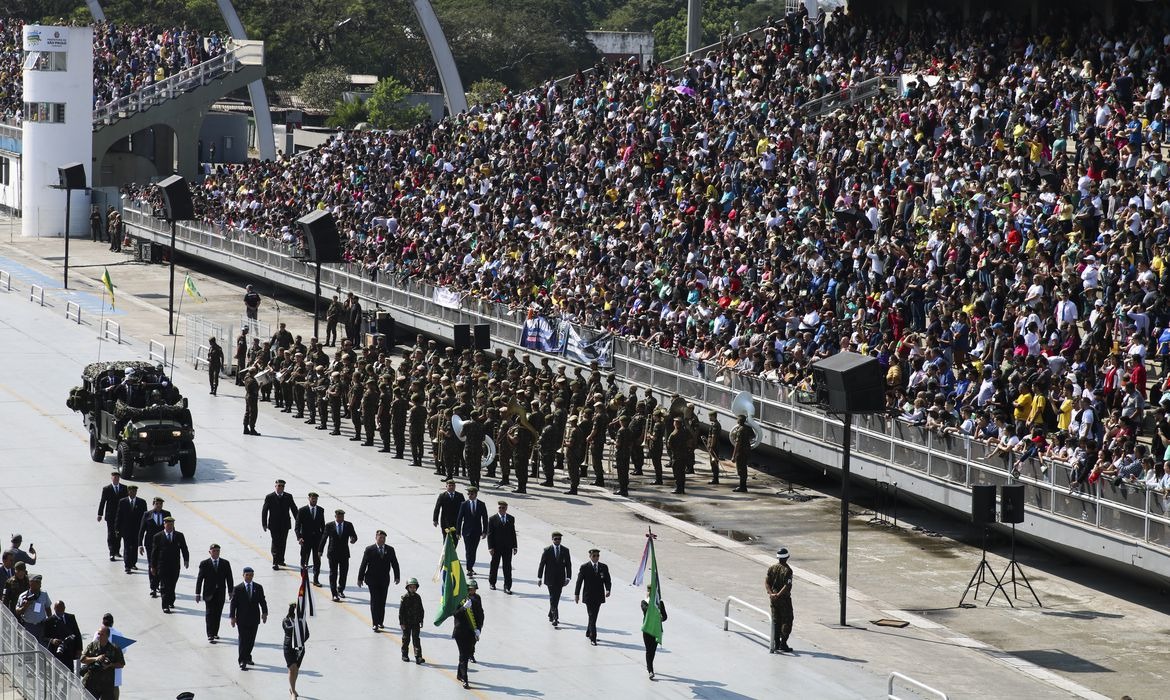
top-left (563, 322), bottom-right (614, 369)
top-left (432, 286), bottom-right (462, 309)
top-left (520, 314), bottom-right (563, 353)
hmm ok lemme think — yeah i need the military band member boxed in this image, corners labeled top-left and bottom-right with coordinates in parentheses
top-left (647, 409), bottom-right (666, 485)
top-left (587, 402), bottom-right (609, 488)
top-left (243, 370), bottom-right (260, 436)
top-left (391, 389), bottom-right (410, 458)
top-left (510, 415), bottom-right (533, 495)
top-left (667, 417), bottom-right (689, 494)
top-left (495, 415), bottom-right (515, 487)
top-left (349, 377), bottom-right (366, 443)
top-left (612, 415), bottom-right (633, 497)
top-left (564, 415), bottom-right (588, 495)
top-left (327, 372), bottom-right (344, 435)
top-left (538, 415), bottom-right (559, 488)
top-left (462, 412), bottom-right (485, 488)
top-left (707, 410), bottom-right (723, 485)
top-left (731, 414), bottom-right (754, 492)
top-left (629, 404), bottom-right (647, 476)
top-left (409, 394), bottom-right (428, 466)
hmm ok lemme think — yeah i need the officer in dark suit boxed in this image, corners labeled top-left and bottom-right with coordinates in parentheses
top-left (322, 509), bottom-right (358, 601)
top-left (486, 501), bottom-right (518, 593)
top-left (194, 544), bottom-right (234, 643)
top-left (261, 480), bottom-right (298, 570)
top-left (138, 497), bottom-right (171, 596)
top-left (456, 487), bottom-right (489, 577)
top-left (96, 472), bottom-right (127, 561)
top-left (574, 548), bottom-right (612, 645)
top-left (536, 532), bottom-right (571, 626)
top-left (229, 567), bottom-right (268, 670)
top-left (150, 517), bottom-right (190, 613)
top-left (431, 480), bottom-right (464, 541)
top-left (357, 530), bottom-right (400, 632)
top-left (295, 492), bottom-right (326, 586)
top-left (115, 485), bottom-right (147, 573)
top-left (44, 600), bottom-right (82, 671)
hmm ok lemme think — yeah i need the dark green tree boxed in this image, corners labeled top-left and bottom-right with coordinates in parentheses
top-left (366, 75), bottom-right (429, 129)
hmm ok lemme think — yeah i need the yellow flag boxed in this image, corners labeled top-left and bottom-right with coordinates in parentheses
top-left (184, 273), bottom-right (206, 303)
top-left (101, 267), bottom-right (115, 310)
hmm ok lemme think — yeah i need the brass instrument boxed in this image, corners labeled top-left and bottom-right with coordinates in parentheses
top-left (668, 395), bottom-right (688, 419)
top-left (731, 391), bottom-right (763, 449)
top-left (451, 414), bottom-right (497, 467)
top-left (508, 397), bottom-right (540, 438)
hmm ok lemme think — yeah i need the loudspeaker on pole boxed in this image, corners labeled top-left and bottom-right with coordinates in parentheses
top-left (57, 163), bottom-right (86, 190)
top-left (296, 210), bottom-right (343, 263)
top-left (971, 484), bottom-right (997, 525)
top-left (1000, 484), bottom-right (1025, 524)
top-left (158, 175), bottom-right (195, 221)
top-left (453, 323), bottom-right (471, 351)
top-left (474, 323), bottom-right (490, 350)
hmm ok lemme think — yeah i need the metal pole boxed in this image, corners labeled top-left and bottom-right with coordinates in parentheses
top-left (63, 189), bottom-right (71, 289)
top-left (686, 0), bottom-right (703, 54)
top-left (314, 261), bottom-right (322, 340)
top-left (839, 412), bottom-right (852, 627)
top-left (168, 219), bottom-right (177, 334)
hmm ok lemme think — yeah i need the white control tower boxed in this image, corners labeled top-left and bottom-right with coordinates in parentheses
top-left (21, 25), bottom-right (93, 238)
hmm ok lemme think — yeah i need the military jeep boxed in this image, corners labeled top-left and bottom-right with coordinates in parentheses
top-left (67, 360), bottom-right (197, 479)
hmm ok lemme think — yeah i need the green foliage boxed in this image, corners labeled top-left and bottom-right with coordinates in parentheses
top-left (325, 98), bottom-right (368, 129)
top-left (299, 65), bottom-right (350, 111)
top-left (465, 78), bottom-right (507, 108)
top-left (366, 76), bottom-right (429, 130)
top-left (601, 0), bottom-right (789, 61)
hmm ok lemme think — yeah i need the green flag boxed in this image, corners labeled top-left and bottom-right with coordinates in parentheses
top-left (100, 267), bottom-right (116, 310)
top-left (183, 273), bottom-right (206, 303)
top-left (433, 529), bottom-right (469, 626)
top-left (642, 538), bottom-right (663, 644)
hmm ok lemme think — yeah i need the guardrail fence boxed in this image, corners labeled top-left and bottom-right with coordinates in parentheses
top-left (0, 607), bottom-right (93, 700)
top-left (148, 339), bottom-right (168, 366)
top-left (28, 284), bottom-right (44, 306)
top-left (887, 671), bottom-right (948, 700)
top-left (65, 301), bottom-right (82, 325)
top-left (0, 270), bottom-right (12, 292)
top-left (722, 596), bottom-right (774, 651)
top-left (100, 320), bottom-right (121, 345)
top-left (121, 207), bottom-right (1170, 560)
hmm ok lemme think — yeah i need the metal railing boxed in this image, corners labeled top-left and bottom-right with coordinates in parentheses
top-left (888, 671), bottom-right (948, 700)
top-left (183, 315), bottom-right (229, 368)
top-left (120, 207), bottom-right (1170, 560)
top-left (92, 41), bottom-right (264, 130)
top-left (0, 606), bottom-right (94, 700)
top-left (799, 76), bottom-right (898, 117)
top-left (148, 339), bottom-right (168, 366)
top-left (0, 270), bottom-right (12, 292)
top-left (722, 596), bottom-right (773, 651)
top-left (101, 320), bottom-right (121, 345)
top-left (29, 284), bottom-right (44, 306)
top-left (65, 301), bottom-right (82, 324)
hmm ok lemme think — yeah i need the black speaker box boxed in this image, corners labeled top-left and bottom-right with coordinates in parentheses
top-left (296, 210), bottom-right (343, 263)
top-left (811, 352), bottom-right (886, 414)
top-left (453, 324), bottom-right (471, 351)
top-left (971, 485), bottom-right (997, 525)
top-left (58, 163), bottom-right (86, 190)
top-left (474, 323), bottom-right (490, 350)
top-left (157, 175), bottom-right (194, 221)
top-left (376, 311), bottom-right (396, 347)
top-left (1000, 485), bottom-right (1025, 524)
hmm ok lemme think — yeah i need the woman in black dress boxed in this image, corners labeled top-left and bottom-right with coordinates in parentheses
top-left (282, 603), bottom-right (309, 698)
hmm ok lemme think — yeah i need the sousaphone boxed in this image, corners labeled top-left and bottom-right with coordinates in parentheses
top-left (451, 414), bottom-right (497, 467)
top-left (731, 391), bottom-right (763, 449)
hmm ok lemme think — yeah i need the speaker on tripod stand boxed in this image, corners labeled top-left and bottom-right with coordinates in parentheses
top-left (998, 485), bottom-right (1042, 607)
top-left (959, 485), bottom-right (1011, 607)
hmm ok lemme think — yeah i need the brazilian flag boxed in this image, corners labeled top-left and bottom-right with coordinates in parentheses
top-left (433, 529), bottom-right (469, 626)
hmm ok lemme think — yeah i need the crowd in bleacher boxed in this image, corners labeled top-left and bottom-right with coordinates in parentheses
top-left (0, 16), bottom-right (228, 123)
top-left (123, 6), bottom-right (1170, 502)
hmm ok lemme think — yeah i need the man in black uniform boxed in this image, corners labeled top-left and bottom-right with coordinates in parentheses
top-left (207, 337), bottom-right (224, 396)
top-left (138, 497), bottom-right (171, 597)
top-left (432, 480), bottom-right (464, 540)
top-left (322, 509), bottom-right (358, 601)
top-left (115, 485), bottom-right (146, 573)
top-left (243, 370), bottom-right (260, 436)
top-left (295, 492), bottom-right (326, 586)
top-left (357, 530), bottom-right (400, 632)
top-left (536, 532), bottom-right (571, 626)
top-left (262, 480), bottom-right (298, 570)
top-left (574, 548), bottom-right (612, 645)
top-left (409, 394), bottom-right (428, 465)
top-left (194, 544), bottom-right (234, 642)
top-left (96, 472), bottom-right (126, 562)
top-left (487, 501), bottom-right (517, 593)
top-left (150, 516), bottom-right (189, 613)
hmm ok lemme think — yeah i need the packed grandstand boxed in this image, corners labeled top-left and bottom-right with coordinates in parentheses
top-left (38, 5), bottom-right (1170, 498)
top-left (0, 17), bottom-right (228, 123)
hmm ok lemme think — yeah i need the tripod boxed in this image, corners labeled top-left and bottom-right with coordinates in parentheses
top-left (959, 527), bottom-right (1011, 607)
top-left (998, 523), bottom-right (1042, 607)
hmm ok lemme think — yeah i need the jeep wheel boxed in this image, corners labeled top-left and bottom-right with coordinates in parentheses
top-left (116, 442), bottom-right (135, 480)
top-left (89, 429), bottom-right (106, 463)
top-left (179, 442), bottom-right (197, 479)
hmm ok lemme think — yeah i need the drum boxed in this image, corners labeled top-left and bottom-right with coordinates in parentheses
top-left (254, 369), bottom-right (275, 386)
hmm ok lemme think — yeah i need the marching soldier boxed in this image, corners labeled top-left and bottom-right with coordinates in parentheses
top-left (376, 382), bottom-right (393, 452)
top-left (409, 394), bottom-right (428, 466)
top-left (462, 412), bottom-right (485, 488)
top-left (667, 417), bottom-right (688, 494)
top-left (207, 337), bottom-right (224, 396)
top-left (564, 414), bottom-right (588, 495)
top-left (243, 370), bottom-right (260, 436)
top-left (483, 406), bottom-right (501, 479)
top-left (629, 403), bottom-right (647, 476)
top-left (428, 405), bottom-right (445, 475)
top-left (537, 414), bottom-right (559, 488)
top-left (647, 409), bottom-right (666, 486)
top-left (303, 365), bottom-right (320, 425)
top-left (683, 404), bottom-right (700, 475)
top-left (495, 414), bottom-right (516, 487)
top-left (526, 401), bottom-right (546, 480)
top-left (391, 389), bottom-right (410, 459)
top-left (511, 414), bottom-right (534, 495)
top-left (612, 415), bottom-right (633, 497)
top-left (349, 376), bottom-right (367, 443)
top-left (587, 402), bottom-right (610, 488)
top-left (327, 372), bottom-right (344, 435)
top-left (291, 356), bottom-right (307, 418)
top-left (731, 414), bottom-right (754, 492)
top-left (707, 410), bottom-right (723, 485)
top-left (442, 410), bottom-right (464, 481)
top-left (315, 371), bottom-right (330, 430)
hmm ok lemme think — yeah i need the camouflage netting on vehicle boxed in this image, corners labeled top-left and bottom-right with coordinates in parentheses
top-left (82, 360), bottom-right (159, 381)
top-left (66, 386), bottom-right (91, 412)
top-left (114, 400), bottom-right (191, 424)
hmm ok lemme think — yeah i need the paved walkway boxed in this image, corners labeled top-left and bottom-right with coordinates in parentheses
top-left (0, 227), bottom-right (1160, 699)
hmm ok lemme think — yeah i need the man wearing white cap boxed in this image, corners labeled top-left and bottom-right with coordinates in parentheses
top-left (765, 548), bottom-right (794, 653)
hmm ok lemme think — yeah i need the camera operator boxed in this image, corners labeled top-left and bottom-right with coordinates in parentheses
top-left (81, 625), bottom-right (125, 699)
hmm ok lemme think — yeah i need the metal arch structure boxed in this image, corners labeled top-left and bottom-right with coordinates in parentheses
top-left (410, 0), bottom-right (467, 117)
top-left (83, 0), bottom-right (277, 161)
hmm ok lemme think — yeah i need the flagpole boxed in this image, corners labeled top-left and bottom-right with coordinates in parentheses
top-left (97, 287), bottom-right (107, 362)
